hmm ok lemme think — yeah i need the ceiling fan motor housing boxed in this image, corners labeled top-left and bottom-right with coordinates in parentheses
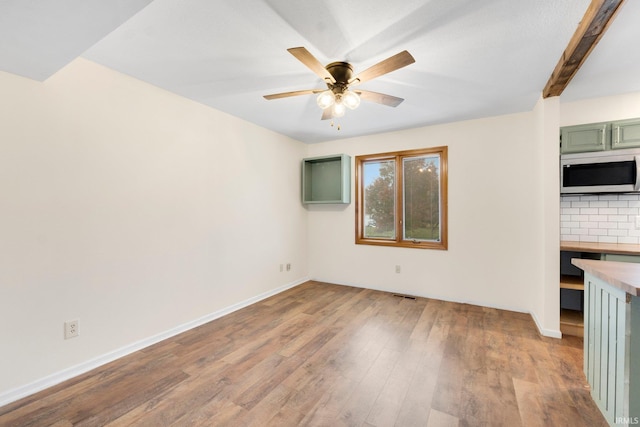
top-left (326, 62), bottom-right (353, 93)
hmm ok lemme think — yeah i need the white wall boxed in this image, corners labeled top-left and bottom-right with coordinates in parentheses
top-left (560, 92), bottom-right (640, 127)
top-left (305, 112), bottom-right (550, 332)
top-left (0, 58), bottom-right (308, 401)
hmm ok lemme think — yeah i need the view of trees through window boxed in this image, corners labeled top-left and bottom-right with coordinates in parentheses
top-left (363, 159), bottom-right (396, 239)
top-left (356, 147), bottom-right (447, 250)
top-left (403, 156), bottom-right (440, 241)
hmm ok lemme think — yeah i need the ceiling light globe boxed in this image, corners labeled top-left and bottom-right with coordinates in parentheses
top-left (332, 102), bottom-right (346, 117)
top-left (342, 90), bottom-right (360, 110)
top-left (316, 91), bottom-right (335, 109)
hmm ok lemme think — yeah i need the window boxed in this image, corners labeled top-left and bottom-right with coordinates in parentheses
top-left (355, 146), bottom-right (448, 250)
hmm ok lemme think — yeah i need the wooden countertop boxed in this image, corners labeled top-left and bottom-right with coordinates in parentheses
top-left (571, 258), bottom-right (640, 296)
top-left (561, 240), bottom-right (640, 255)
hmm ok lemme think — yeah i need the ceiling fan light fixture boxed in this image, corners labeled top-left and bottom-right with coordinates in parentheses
top-left (342, 90), bottom-right (360, 110)
top-left (316, 90), bottom-right (335, 109)
top-left (332, 101), bottom-right (346, 118)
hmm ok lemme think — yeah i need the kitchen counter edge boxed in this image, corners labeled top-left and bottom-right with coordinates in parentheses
top-left (561, 240), bottom-right (640, 255)
top-left (571, 258), bottom-right (640, 296)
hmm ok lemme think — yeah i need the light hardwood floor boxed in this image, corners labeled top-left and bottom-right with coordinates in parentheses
top-left (0, 281), bottom-right (607, 426)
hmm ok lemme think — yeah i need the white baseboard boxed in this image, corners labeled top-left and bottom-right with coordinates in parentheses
top-left (0, 277), bottom-right (308, 408)
top-left (530, 310), bottom-right (563, 339)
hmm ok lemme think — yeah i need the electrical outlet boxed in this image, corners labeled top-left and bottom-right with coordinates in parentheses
top-left (286, 263), bottom-right (291, 271)
top-left (64, 319), bottom-right (79, 339)
top-left (395, 265), bottom-right (401, 273)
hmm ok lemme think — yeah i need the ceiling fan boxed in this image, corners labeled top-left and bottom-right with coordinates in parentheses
top-left (263, 47), bottom-right (415, 122)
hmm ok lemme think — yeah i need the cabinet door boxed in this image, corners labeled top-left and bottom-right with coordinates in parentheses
top-left (561, 123), bottom-right (610, 154)
top-left (612, 118), bottom-right (640, 149)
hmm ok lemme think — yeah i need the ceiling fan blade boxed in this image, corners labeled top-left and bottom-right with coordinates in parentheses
top-left (287, 47), bottom-right (336, 84)
top-left (321, 108), bottom-right (333, 120)
top-left (349, 50), bottom-right (415, 85)
top-left (356, 90), bottom-right (405, 107)
top-left (263, 89), bottom-right (322, 100)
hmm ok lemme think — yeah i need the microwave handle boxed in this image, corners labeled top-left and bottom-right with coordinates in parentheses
top-left (636, 156), bottom-right (640, 191)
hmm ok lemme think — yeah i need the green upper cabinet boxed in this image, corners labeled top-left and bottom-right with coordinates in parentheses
top-left (302, 154), bottom-right (351, 204)
top-left (612, 118), bottom-right (640, 150)
top-left (560, 122), bottom-right (610, 154)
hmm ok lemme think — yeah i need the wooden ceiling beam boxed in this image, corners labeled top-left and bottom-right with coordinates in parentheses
top-left (543, 0), bottom-right (626, 98)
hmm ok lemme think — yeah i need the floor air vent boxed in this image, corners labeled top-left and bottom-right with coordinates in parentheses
top-left (393, 294), bottom-right (417, 300)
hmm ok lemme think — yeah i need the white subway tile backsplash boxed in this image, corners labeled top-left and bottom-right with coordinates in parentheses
top-left (589, 201), bottom-right (608, 208)
top-left (580, 208), bottom-right (599, 215)
top-left (589, 229), bottom-right (609, 236)
top-left (599, 222), bottom-right (618, 229)
top-left (619, 236), bottom-right (640, 244)
top-left (619, 208), bottom-right (639, 215)
top-left (599, 208), bottom-right (619, 215)
top-left (561, 194), bottom-right (640, 244)
top-left (580, 222), bottom-right (599, 229)
top-left (610, 201), bottom-right (629, 208)
top-left (572, 201), bottom-right (589, 208)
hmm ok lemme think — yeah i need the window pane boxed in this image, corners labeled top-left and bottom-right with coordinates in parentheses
top-left (363, 159), bottom-right (396, 239)
top-left (403, 155), bottom-right (440, 242)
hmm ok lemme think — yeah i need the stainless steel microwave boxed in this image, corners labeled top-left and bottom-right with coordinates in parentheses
top-left (561, 148), bottom-right (640, 194)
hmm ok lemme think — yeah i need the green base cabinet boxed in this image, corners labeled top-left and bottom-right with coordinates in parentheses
top-left (601, 254), bottom-right (640, 264)
top-left (584, 273), bottom-right (640, 426)
top-left (302, 154), bottom-right (351, 204)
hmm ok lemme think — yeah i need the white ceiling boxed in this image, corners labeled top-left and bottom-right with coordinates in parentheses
top-left (1, 0), bottom-right (639, 143)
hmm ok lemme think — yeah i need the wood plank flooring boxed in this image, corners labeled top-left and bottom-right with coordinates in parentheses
top-left (0, 281), bottom-right (607, 426)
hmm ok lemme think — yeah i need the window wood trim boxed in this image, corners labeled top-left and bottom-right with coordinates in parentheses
top-left (355, 146), bottom-right (448, 250)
